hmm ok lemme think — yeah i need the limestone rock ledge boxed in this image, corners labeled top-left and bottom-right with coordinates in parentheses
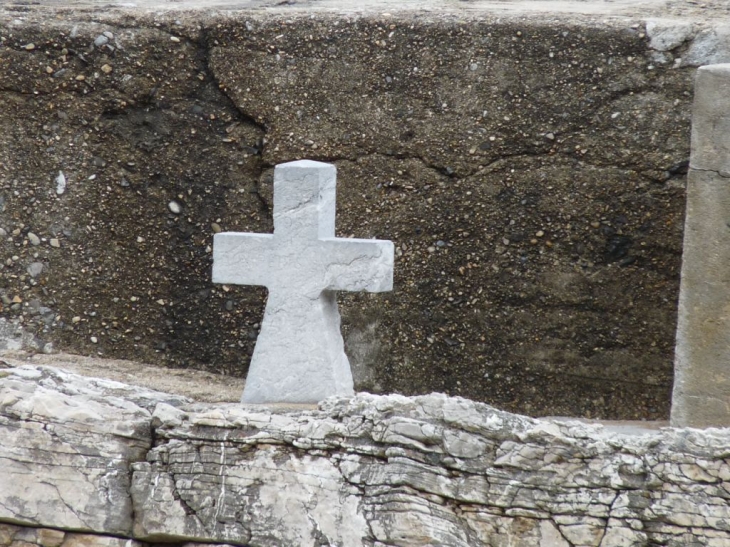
top-left (0, 364), bottom-right (189, 534)
top-left (2, 364), bottom-right (730, 546)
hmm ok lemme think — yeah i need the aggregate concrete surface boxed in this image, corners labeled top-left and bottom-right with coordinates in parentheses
top-left (0, 0), bottom-right (726, 420)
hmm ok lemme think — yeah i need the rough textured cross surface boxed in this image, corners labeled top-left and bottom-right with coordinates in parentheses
top-left (213, 160), bottom-right (394, 404)
top-left (2, 364), bottom-right (730, 546)
top-left (672, 63), bottom-right (730, 428)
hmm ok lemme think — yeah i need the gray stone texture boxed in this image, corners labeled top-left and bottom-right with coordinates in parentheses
top-left (646, 20), bottom-right (695, 52)
top-left (0, 524), bottom-right (226, 547)
top-left (686, 64), bottom-right (730, 175)
top-left (684, 26), bottom-right (730, 67)
top-left (0, 364), bottom-right (188, 534)
top-left (0, 5), bottom-right (722, 419)
top-left (672, 64), bottom-right (730, 428)
top-left (0, 525), bottom-right (140, 547)
top-left (3, 365), bottom-right (730, 546)
top-left (213, 160), bottom-right (393, 403)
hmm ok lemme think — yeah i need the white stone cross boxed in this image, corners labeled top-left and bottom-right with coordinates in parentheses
top-left (212, 160), bottom-right (394, 404)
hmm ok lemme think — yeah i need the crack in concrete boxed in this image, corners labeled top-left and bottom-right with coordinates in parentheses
top-left (201, 29), bottom-right (268, 140)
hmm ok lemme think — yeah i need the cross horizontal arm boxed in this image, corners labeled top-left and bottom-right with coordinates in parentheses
top-left (212, 232), bottom-right (275, 287)
top-left (321, 238), bottom-right (394, 293)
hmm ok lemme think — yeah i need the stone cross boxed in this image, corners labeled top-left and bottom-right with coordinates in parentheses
top-left (212, 160), bottom-right (394, 404)
top-left (672, 64), bottom-right (730, 427)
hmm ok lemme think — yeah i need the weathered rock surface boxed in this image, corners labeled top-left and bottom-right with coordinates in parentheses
top-left (2, 364), bottom-right (730, 546)
top-left (0, 363), bottom-right (188, 534)
top-left (0, 523), bottom-right (220, 547)
top-left (3, 3), bottom-right (727, 419)
top-left (1, 524), bottom-right (130, 547)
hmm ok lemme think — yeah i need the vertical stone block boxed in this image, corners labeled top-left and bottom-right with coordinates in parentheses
top-left (688, 64), bottom-right (730, 175)
top-left (672, 64), bottom-right (730, 427)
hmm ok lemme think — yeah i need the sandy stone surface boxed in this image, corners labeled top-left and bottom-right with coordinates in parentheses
top-left (12, 0), bottom-right (730, 20)
top-left (0, 350), bottom-right (244, 402)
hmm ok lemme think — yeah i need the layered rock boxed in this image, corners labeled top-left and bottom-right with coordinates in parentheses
top-left (135, 395), bottom-right (730, 546)
top-left (1, 525), bottom-right (139, 547)
top-left (2, 363), bottom-right (730, 546)
top-left (0, 523), bottom-right (218, 547)
top-left (0, 364), bottom-right (188, 534)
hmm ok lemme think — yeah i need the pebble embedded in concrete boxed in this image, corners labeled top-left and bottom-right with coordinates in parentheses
top-left (55, 172), bottom-right (66, 195)
top-left (27, 263), bottom-right (43, 278)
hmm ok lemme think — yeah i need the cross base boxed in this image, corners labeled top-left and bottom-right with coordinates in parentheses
top-left (241, 291), bottom-right (354, 404)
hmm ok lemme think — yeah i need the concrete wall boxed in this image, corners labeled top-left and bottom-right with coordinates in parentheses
top-left (1, 5), bottom-right (727, 418)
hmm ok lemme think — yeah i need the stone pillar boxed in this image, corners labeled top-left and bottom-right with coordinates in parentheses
top-left (672, 64), bottom-right (730, 428)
